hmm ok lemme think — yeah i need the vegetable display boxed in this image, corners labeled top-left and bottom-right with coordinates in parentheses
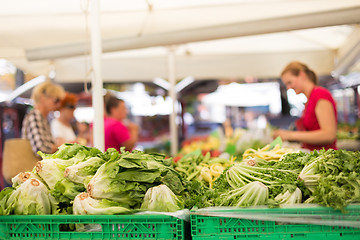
top-left (0, 141), bottom-right (359, 216)
top-left (177, 127), bottom-right (272, 159)
top-left (174, 149), bottom-right (235, 189)
top-left (0, 144), bottom-right (185, 215)
top-left (298, 149), bottom-right (360, 210)
top-left (242, 143), bottom-right (294, 161)
top-left (87, 148), bottom-right (183, 209)
top-left (175, 135), bottom-right (360, 211)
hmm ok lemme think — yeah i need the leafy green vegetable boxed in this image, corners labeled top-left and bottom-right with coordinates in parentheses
top-left (274, 187), bottom-right (302, 205)
top-left (225, 161), bottom-right (299, 189)
top-left (298, 158), bottom-right (320, 193)
top-left (141, 184), bottom-right (184, 212)
top-left (174, 150), bottom-right (203, 179)
top-left (300, 149), bottom-right (360, 210)
top-left (35, 145), bottom-right (103, 190)
top-left (4, 178), bottom-right (58, 215)
top-left (11, 172), bottom-right (42, 188)
top-left (220, 181), bottom-right (269, 207)
top-left (87, 148), bottom-right (184, 209)
top-left (73, 192), bottom-right (130, 215)
top-left (225, 163), bottom-right (279, 187)
top-left (0, 187), bottom-right (15, 215)
top-left (38, 143), bottom-right (101, 160)
top-left (174, 149), bottom-right (235, 189)
top-left (182, 179), bottom-right (219, 209)
top-left (87, 159), bottom-right (147, 207)
top-left (161, 170), bottom-right (184, 195)
top-left (36, 158), bottom-right (75, 189)
top-left (35, 144), bottom-right (113, 211)
top-left (64, 157), bottom-right (106, 187)
top-left (51, 179), bottom-right (85, 205)
top-left (100, 147), bottom-right (121, 162)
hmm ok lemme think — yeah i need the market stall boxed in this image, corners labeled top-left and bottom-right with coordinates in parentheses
top-left (0, 140), bottom-right (360, 239)
top-left (1, 1), bottom-right (360, 239)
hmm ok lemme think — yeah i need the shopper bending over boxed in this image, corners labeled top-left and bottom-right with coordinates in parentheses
top-left (272, 61), bottom-right (337, 151)
top-left (22, 81), bottom-right (66, 156)
top-left (104, 94), bottom-right (139, 151)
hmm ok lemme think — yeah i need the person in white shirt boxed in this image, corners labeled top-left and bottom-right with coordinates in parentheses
top-left (51, 92), bottom-right (78, 144)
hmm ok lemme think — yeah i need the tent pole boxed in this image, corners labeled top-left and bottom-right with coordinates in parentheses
top-left (90, 0), bottom-right (104, 151)
top-left (168, 46), bottom-right (178, 156)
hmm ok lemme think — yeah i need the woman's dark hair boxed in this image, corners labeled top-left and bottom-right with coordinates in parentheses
top-left (104, 94), bottom-right (124, 115)
top-left (281, 61), bottom-right (318, 85)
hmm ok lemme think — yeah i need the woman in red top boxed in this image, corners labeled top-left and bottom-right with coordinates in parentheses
top-left (273, 61), bottom-right (337, 150)
top-left (103, 94), bottom-right (139, 152)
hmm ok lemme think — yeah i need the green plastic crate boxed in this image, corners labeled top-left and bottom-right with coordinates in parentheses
top-left (0, 214), bottom-right (189, 240)
top-left (191, 205), bottom-right (360, 240)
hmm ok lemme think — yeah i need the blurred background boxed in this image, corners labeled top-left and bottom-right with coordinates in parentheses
top-left (1, 0), bottom-right (360, 161)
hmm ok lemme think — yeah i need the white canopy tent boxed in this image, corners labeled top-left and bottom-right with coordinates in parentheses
top-left (1, 0), bottom-right (360, 154)
top-left (1, 0), bottom-right (360, 81)
top-left (202, 82), bottom-right (282, 110)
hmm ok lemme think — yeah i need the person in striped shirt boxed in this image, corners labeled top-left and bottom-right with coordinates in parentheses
top-left (22, 81), bottom-right (65, 157)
